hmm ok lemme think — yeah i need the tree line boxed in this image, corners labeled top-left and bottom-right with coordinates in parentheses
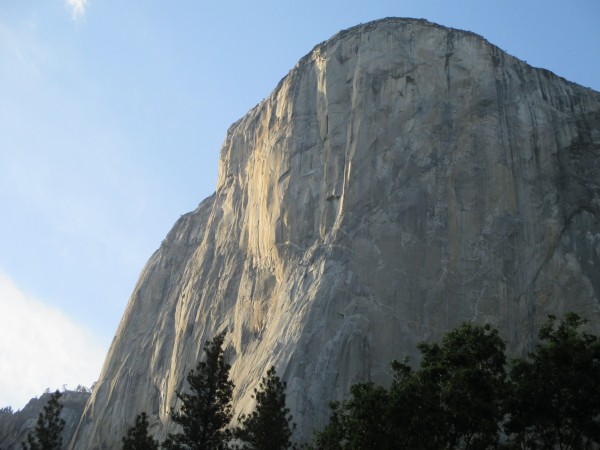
top-left (312, 313), bottom-right (600, 449)
top-left (122, 332), bottom-right (295, 450)
top-left (18, 313), bottom-right (600, 450)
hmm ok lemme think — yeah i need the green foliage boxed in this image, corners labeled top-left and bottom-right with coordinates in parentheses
top-left (310, 402), bottom-right (345, 450)
top-left (155, 316), bottom-right (599, 450)
top-left (505, 313), bottom-right (600, 449)
top-left (411, 322), bottom-right (507, 449)
top-left (22, 390), bottom-right (65, 450)
top-left (235, 366), bottom-right (295, 450)
top-left (162, 332), bottom-right (234, 450)
top-left (74, 384), bottom-right (92, 393)
top-left (122, 412), bottom-right (159, 450)
top-left (312, 315), bottom-right (600, 450)
top-left (314, 323), bottom-right (507, 449)
top-left (314, 382), bottom-right (393, 450)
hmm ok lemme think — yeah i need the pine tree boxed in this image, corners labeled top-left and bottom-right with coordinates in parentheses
top-left (162, 332), bottom-right (234, 450)
top-left (235, 366), bottom-right (295, 450)
top-left (22, 390), bottom-right (65, 450)
top-left (122, 412), bottom-right (159, 450)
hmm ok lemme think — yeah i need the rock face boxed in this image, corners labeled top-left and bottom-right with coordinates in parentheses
top-left (0, 391), bottom-right (90, 449)
top-left (69, 18), bottom-right (600, 448)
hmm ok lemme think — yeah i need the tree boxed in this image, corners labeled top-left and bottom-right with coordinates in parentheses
top-left (235, 366), bottom-right (295, 450)
top-left (386, 358), bottom-right (444, 450)
top-left (313, 382), bottom-right (392, 450)
top-left (311, 314), bottom-right (600, 449)
top-left (163, 332), bottom-right (234, 450)
top-left (505, 313), bottom-right (600, 449)
top-left (310, 401), bottom-right (346, 450)
top-left (75, 384), bottom-right (92, 394)
top-left (312, 322), bottom-right (507, 450)
top-left (122, 412), bottom-right (159, 450)
top-left (22, 390), bottom-right (65, 450)
top-left (409, 322), bottom-right (507, 449)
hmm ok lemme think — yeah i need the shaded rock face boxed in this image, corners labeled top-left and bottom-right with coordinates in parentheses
top-left (0, 391), bottom-right (90, 449)
top-left (69, 18), bottom-right (600, 448)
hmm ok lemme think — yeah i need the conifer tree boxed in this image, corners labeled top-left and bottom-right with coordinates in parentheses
top-left (122, 412), bottom-right (159, 450)
top-left (22, 390), bottom-right (65, 450)
top-left (235, 366), bottom-right (295, 450)
top-left (163, 332), bottom-right (234, 450)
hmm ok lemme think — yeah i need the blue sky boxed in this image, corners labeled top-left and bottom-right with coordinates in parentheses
top-left (1, 0), bottom-right (599, 409)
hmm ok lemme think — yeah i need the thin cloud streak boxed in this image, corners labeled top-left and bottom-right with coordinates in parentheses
top-left (0, 271), bottom-right (105, 410)
top-left (66, 0), bottom-right (88, 20)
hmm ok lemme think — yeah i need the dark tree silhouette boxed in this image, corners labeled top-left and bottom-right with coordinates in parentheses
top-left (506, 313), bottom-right (600, 449)
top-left (313, 382), bottom-right (392, 450)
top-left (22, 390), bottom-right (65, 450)
top-left (407, 322), bottom-right (507, 449)
top-left (162, 332), bottom-right (234, 450)
top-left (122, 412), bottom-right (159, 450)
top-left (313, 322), bottom-right (507, 450)
top-left (235, 366), bottom-right (295, 450)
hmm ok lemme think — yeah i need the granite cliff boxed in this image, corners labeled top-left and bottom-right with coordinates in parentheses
top-left (69, 18), bottom-right (600, 448)
top-left (0, 391), bottom-right (89, 450)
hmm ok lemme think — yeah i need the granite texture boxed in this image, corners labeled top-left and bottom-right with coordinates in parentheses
top-left (0, 391), bottom-right (89, 449)
top-left (69, 18), bottom-right (600, 448)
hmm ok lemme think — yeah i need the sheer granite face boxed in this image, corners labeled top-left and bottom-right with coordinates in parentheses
top-left (69, 18), bottom-right (600, 449)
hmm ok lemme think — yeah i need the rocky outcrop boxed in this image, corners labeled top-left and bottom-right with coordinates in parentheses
top-left (0, 391), bottom-right (89, 449)
top-left (69, 18), bottom-right (600, 448)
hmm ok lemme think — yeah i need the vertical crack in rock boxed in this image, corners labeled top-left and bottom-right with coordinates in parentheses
top-left (69, 18), bottom-right (600, 449)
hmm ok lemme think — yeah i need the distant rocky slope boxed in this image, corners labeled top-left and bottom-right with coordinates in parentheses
top-left (0, 390), bottom-right (89, 449)
top-left (69, 18), bottom-right (600, 448)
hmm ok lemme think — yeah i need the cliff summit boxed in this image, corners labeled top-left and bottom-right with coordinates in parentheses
top-left (69, 18), bottom-right (600, 448)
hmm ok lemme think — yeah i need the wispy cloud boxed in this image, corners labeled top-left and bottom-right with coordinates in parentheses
top-left (66, 0), bottom-right (88, 20)
top-left (0, 272), bottom-right (106, 410)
